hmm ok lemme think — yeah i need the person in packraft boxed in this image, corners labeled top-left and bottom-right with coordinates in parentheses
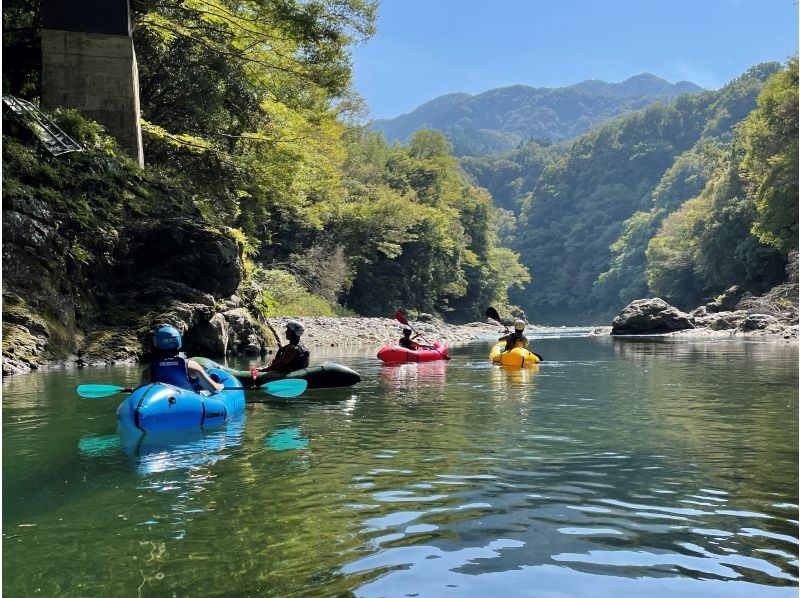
top-left (141, 325), bottom-right (224, 391)
top-left (257, 320), bottom-right (310, 374)
top-left (398, 326), bottom-right (433, 351)
top-left (500, 319), bottom-right (529, 353)
top-left (398, 326), bottom-right (420, 350)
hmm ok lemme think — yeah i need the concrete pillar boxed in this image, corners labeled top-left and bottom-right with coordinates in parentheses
top-left (41, 29), bottom-right (144, 167)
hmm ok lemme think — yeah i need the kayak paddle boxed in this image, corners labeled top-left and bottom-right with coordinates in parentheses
top-left (77, 384), bottom-right (135, 398)
top-left (258, 378), bottom-right (307, 398)
top-left (485, 307), bottom-right (510, 333)
top-left (77, 378), bottom-right (307, 400)
top-left (393, 311), bottom-right (451, 360)
top-left (485, 306), bottom-right (544, 362)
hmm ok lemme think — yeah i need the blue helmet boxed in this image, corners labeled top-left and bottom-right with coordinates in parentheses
top-left (153, 325), bottom-right (182, 351)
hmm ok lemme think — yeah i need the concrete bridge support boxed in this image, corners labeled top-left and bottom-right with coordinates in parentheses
top-left (40, 0), bottom-right (144, 167)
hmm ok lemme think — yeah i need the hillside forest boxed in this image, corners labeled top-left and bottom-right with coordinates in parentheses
top-left (462, 60), bottom-right (798, 323)
top-left (2, 0), bottom-right (798, 353)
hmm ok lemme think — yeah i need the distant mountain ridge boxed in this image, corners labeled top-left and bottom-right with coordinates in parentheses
top-left (373, 74), bottom-right (704, 156)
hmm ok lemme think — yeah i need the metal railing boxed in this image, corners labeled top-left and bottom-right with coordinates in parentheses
top-left (2, 95), bottom-right (84, 156)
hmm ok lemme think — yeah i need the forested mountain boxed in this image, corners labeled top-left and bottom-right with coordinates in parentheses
top-left (373, 74), bottom-right (704, 156)
top-left (496, 61), bottom-right (797, 324)
top-left (460, 140), bottom-right (565, 215)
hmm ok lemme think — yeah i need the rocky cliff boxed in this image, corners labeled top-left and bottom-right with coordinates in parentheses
top-left (2, 109), bottom-right (272, 375)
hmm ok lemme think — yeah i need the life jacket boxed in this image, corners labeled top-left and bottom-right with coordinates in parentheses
top-left (273, 341), bottom-right (310, 374)
top-left (150, 355), bottom-right (199, 391)
top-left (503, 333), bottom-right (528, 351)
top-left (399, 337), bottom-right (415, 350)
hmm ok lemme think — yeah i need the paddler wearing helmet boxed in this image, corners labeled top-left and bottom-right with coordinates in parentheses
top-left (142, 325), bottom-right (224, 391)
top-left (500, 319), bottom-right (530, 353)
top-left (257, 319), bottom-right (311, 374)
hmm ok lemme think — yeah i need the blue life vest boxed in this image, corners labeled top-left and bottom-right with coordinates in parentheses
top-left (151, 356), bottom-right (198, 391)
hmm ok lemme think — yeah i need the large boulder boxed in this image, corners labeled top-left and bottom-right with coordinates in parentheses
top-left (738, 314), bottom-right (779, 331)
top-left (222, 308), bottom-right (267, 355)
top-left (690, 310), bottom-right (746, 331)
top-left (611, 298), bottom-right (695, 335)
top-left (184, 312), bottom-right (229, 356)
top-left (703, 285), bottom-right (745, 313)
top-left (706, 312), bottom-right (745, 331)
top-left (116, 219), bottom-right (243, 298)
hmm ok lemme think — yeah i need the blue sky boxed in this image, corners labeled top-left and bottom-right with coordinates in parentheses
top-left (352, 0), bottom-right (798, 119)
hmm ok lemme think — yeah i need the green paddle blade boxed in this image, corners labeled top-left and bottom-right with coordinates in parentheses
top-left (76, 384), bottom-right (130, 399)
top-left (260, 379), bottom-right (308, 398)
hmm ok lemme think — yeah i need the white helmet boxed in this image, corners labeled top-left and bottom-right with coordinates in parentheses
top-left (286, 320), bottom-right (305, 336)
top-left (514, 319), bottom-right (526, 331)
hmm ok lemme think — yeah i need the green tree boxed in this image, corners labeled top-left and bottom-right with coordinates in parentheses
top-left (740, 57), bottom-right (799, 253)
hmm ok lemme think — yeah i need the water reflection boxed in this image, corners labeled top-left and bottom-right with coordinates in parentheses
top-left (380, 361), bottom-right (447, 390)
top-left (265, 426), bottom-right (309, 451)
top-left (78, 433), bottom-right (122, 457)
top-left (488, 363), bottom-right (539, 400)
top-left (610, 336), bottom-right (798, 365)
top-left (116, 418), bottom-right (246, 475)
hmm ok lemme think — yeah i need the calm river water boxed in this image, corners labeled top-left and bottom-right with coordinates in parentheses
top-left (3, 334), bottom-right (798, 596)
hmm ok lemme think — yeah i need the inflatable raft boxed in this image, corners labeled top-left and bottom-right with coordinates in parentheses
top-left (378, 341), bottom-right (449, 363)
top-left (193, 357), bottom-right (361, 389)
top-left (117, 367), bottom-right (245, 433)
top-left (490, 342), bottom-right (540, 367)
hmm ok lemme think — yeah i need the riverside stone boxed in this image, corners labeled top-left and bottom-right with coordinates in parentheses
top-left (738, 314), bottom-right (778, 331)
top-left (611, 298), bottom-right (695, 335)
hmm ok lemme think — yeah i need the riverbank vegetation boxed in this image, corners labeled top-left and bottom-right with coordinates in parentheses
top-left (5, 0), bottom-right (528, 317)
top-left (3, 0), bottom-right (530, 369)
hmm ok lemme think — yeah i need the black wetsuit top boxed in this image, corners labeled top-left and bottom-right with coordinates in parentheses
top-left (399, 337), bottom-right (416, 350)
top-left (272, 341), bottom-right (310, 373)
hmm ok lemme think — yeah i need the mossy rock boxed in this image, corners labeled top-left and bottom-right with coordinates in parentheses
top-left (82, 328), bottom-right (145, 362)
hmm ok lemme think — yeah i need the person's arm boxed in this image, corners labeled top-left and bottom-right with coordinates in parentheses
top-left (261, 345), bottom-right (299, 372)
top-left (141, 365), bottom-right (152, 384)
top-left (187, 360), bottom-right (224, 391)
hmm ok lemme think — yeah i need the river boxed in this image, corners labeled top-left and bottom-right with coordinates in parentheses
top-left (3, 334), bottom-right (798, 596)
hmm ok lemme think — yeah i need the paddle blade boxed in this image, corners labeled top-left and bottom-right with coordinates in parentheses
top-left (486, 306), bottom-right (501, 322)
top-left (77, 384), bottom-right (128, 399)
top-left (260, 379), bottom-right (308, 398)
top-left (394, 311), bottom-right (409, 326)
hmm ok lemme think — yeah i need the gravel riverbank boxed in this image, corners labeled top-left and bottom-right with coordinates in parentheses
top-left (267, 313), bottom-right (798, 349)
top-left (3, 313), bottom-right (795, 377)
top-left (265, 316), bottom-right (510, 349)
